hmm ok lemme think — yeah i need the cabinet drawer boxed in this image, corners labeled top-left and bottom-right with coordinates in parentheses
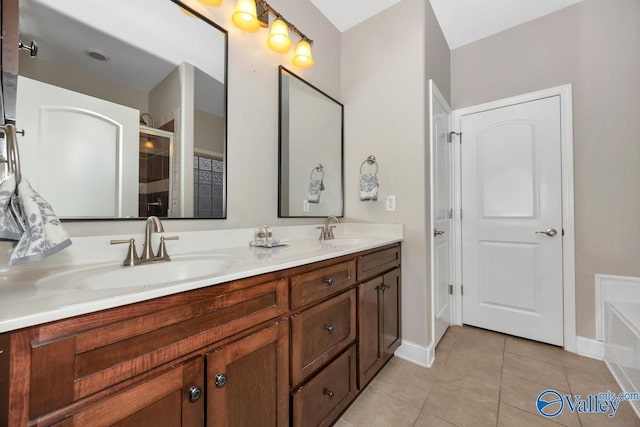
top-left (28, 277), bottom-right (288, 419)
top-left (291, 290), bottom-right (356, 384)
top-left (290, 260), bottom-right (356, 309)
top-left (357, 245), bottom-right (400, 281)
top-left (292, 345), bottom-right (357, 427)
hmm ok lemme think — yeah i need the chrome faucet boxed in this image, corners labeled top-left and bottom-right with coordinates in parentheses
top-left (141, 216), bottom-right (164, 262)
top-left (317, 216), bottom-right (340, 240)
top-left (111, 216), bottom-right (180, 266)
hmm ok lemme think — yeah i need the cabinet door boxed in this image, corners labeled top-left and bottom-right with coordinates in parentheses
top-left (357, 276), bottom-right (384, 389)
top-left (206, 320), bottom-right (289, 427)
top-left (52, 357), bottom-right (204, 427)
top-left (382, 268), bottom-right (402, 360)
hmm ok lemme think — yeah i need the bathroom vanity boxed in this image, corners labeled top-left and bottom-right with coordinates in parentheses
top-left (0, 226), bottom-right (402, 426)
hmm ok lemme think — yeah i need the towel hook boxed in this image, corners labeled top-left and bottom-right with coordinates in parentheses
top-left (310, 164), bottom-right (324, 180)
top-left (360, 155), bottom-right (378, 175)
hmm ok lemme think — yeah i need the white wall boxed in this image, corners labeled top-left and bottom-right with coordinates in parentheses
top-left (51, 0), bottom-right (341, 237)
top-left (451, 0), bottom-right (640, 339)
top-left (342, 0), bottom-right (450, 351)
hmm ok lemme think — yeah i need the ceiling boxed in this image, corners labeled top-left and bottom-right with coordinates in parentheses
top-left (311, 0), bottom-right (584, 49)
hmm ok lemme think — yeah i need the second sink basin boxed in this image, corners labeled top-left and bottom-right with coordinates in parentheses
top-left (36, 255), bottom-right (234, 290)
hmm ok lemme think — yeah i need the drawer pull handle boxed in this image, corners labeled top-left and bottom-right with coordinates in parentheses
top-left (325, 324), bottom-right (335, 334)
top-left (325, 277), bottom-right (334, 286)
top-left (188, 385), bottom-right (202, 402)
top-left (214, 373), bottom-right (227, 388)
top-left (324, 388), bottom-right (335, 400)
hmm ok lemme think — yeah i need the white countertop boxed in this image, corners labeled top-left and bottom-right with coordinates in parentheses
top-left (0, 223), bottom-right (402, 333)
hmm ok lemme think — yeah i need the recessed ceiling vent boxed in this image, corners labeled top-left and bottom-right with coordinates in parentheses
top-left (84, 48), bottom-right (111, 61)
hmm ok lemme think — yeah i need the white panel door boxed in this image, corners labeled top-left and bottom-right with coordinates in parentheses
top-left (461, 96), bottom-right (563, 346)
top-left (16, 76), bottom-right (139, 217)
top-left (430, 81), bottom-right (452, 347)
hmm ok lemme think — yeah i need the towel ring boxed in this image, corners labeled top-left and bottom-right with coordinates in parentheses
top-left (360, 155), bottom-right (378, 175)
top-left (1, 124), bottom-right (21, 184)
top-left (310, 164), bottom-right (324, 180)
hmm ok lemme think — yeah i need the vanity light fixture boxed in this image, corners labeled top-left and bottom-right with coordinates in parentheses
top-left (232, 0), bottom-right (315, 68)
top-left (198, 0), bottom-right (222, 6)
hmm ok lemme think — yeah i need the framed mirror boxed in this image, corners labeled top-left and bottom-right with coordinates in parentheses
top-left (15, 0), bottom-right (227, 219)
top-left (278, 66), bottom-right (343, 218)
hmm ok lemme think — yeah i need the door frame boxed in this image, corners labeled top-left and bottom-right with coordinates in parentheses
top-left (451, 84), bottom-right (576, 352)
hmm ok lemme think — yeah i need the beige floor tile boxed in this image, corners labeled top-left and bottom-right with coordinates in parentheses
top-left (578, 401), bottom-right (640, 427)
top-left (498, 403), bottom-right (566, 427)
top-left (368, 358), bottom-right (437, 409)
top-left (562, 352), bottom-right (616, 382)
top-left (565, 368), bottom-right (620, 395)
top-left (503, 352), bottom-right (570, 392)
top-left (500, 374), bottom-right (579, 427)
top-left (504, 336), bottom-right (566, 365)
top-left (450, 325), bottom-right (506, 353)
top-left (332, 419), bottom-right (353, 427)
top-left (413, 411), bottom-right (458, 427)
top-left (340, 385), bottom-right (421, 427)
top-left (437, 346), bottom-right (503, 391)
top-left (422, 378), bottom-right (499, 427)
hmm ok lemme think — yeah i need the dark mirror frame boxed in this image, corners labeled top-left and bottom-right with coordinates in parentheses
top-left (277, 66), bottom-right (344, 218)
top-left (1, 0), bottom-right (229, 221)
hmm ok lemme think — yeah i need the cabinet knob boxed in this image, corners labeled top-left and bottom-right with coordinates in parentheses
top-left (324, 388), bottom-right (335, 400)
top-left (214, 373), bottom-right (228, 388)
top-left (325, 324), bottom-right (335, 334)
top-left (325, 277), bottom-right (334, 287)
top-left (188, 385), bottom-right (202, 402)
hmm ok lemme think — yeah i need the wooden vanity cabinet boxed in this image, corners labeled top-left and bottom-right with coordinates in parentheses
top-left (357, 255), bottom-right (401, 388)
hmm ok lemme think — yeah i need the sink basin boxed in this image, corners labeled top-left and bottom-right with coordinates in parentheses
top-left (36, 255), bottom-right (233, 290)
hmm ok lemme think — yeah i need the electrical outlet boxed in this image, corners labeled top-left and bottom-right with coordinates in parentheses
top-left (386, 195), bottom-right (396, 211)
top-left (303, 200), bottom-right (310, 212)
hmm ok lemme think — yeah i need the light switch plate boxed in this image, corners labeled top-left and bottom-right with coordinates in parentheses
top-left (303, 200), bottom-right (310, 212)
top-left (386, 195), bottom-right (396, 211)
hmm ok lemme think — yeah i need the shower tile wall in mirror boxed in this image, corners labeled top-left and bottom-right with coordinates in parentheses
top-left (278, 67), bottom-right (344, 218)
top-left (16, 0), bottom-right (227, 219)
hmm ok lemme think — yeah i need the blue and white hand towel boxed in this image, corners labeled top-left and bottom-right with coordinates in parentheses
top-left (0, 174), bottom-right (22, 241)
top-left (8, 178), bottom-right (71, 265)
top-left (308, 179), bottom-right (325, 204)
top-left (359, 173), bottom-right (379, 201)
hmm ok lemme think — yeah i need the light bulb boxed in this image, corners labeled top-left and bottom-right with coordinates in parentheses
top-left (292, 39), bottom-right (314, 68)
top-left (268, 19), bottom-right (292, 53)
top-left (232, 0), bottom-right (260, 32)
top-left (198, 0), bottom-right (222, 6)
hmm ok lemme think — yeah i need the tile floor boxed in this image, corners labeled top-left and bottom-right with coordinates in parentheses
top-left (336, 325), bottom-right (640, 427)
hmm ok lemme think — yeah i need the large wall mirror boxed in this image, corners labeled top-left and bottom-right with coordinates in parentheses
top-left (16, 0), bottom-right (227, 219)
top-left (278, 66), bottom-right (343, 218)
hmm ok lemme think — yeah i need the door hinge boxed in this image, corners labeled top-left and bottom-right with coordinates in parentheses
top-left (461, 284), bottom-right (464, 296)
top-left (447, 208), bottom-right (453, 219)
top-left (460, 209), bottom-right (463, 220)
top-left (448, 284), bottom-right (453, 295)
top-left (447, 131), bottom-right (462, 143)
top-left (562, 228), bottom-right (565, 236)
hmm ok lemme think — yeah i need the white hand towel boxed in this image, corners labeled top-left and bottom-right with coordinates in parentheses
top-left (0, 174), bottom-right (22, 241)
top-left (308, 179), bottom-right (325, 204)
top-left (9, 178), bottom-right (71, 265)
top-left (359, 173), bottom-right (379, 201)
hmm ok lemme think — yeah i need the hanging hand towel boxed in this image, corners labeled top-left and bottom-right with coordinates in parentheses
top-left (359, 173), bottom-right (379, 201)
top-left (0, 174), bottom-right (22, 241)
top-left (308, 179), bottom-right (325, 204)
top-left (9, 178), bottom-right (71, 265)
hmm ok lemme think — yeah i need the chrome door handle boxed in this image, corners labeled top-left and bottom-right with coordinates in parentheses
top-left (536, 228), bottom-right (558, 237)
top-left (433, 229), bottom-right (445, 237)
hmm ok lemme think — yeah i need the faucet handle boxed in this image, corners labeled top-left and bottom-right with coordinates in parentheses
top-left (111, 238), bottom-right (139, 267)
top-left (328, 225), bottom-right (337, 239)
top-left (316, 226), bottom-right (326, 241)
top-left (156, 236), bottom-right (179, 261)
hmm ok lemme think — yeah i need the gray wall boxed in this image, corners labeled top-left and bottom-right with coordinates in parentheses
top-left (342, 0), bottom-right (450, 351)
top-left (451, 0), bottom-right (640, 339)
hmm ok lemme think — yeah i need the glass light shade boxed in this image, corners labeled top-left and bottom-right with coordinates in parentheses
top-left (232, 0), bottom-right (260, 32)
top-left (198, 0), bottom-right (222, 6)
top-left (292, 40), bottom-right (314, 68)
top-left (267, 19), bottom-right (292, 53)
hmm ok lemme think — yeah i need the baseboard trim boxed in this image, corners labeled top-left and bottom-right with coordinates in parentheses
top-left (395, 340), bottom-right (434, 367)
top-left (575, 336), bottom-right (604, 360)
top-left (595, 274), bottom-right (640, 341)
